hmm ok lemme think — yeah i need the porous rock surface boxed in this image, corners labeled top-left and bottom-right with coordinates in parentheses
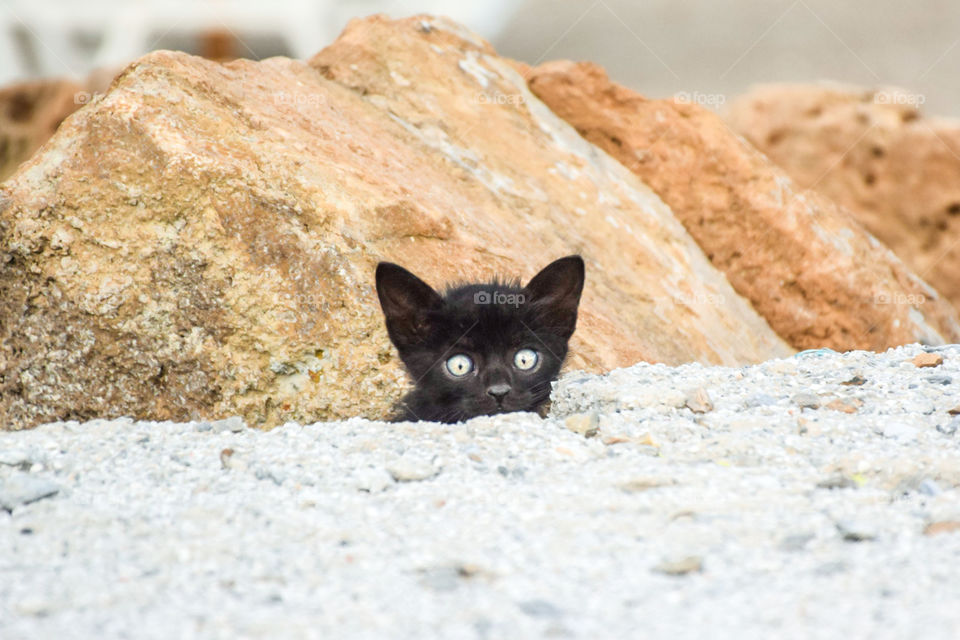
top-left (2, 344), bottom-right (959, 638)
top-left (725, 83), bottom-right (960, 311)
top-left (0, 15), bottom-right (791, 430)
top-left (525, 62), bottom-right (960, 351)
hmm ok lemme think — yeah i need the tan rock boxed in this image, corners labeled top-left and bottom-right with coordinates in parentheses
top-left (825, 397), bottom-right (862, 414)
top-left (0, 16), bottom-right (790, 430)
top-left (923, 521), bottom-right (960, 537)
top-left (911, 353), bottom-right (944, 368)
top-left (525, 62), bottom-right (960, 352)
top-left (0, 79), bottom-right (85, 182)
top-left (725, 83), bottom-right (960, 310)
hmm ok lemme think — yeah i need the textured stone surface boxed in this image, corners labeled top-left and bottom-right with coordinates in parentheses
top-left (0, 16), bottom-right (790, 430)
top-left (0, 79), bottom-right (84, 182)
top-left (525, 61), bottom-right (960, 352)
top-left (725, 83), bottom-right (960, 311)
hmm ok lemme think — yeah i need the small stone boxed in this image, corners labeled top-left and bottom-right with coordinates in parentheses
top-left (518, 599), bottom-right (563, 618)
top-left (0, 474), bottom-right (61, 511)
top-left (0, 449), bottom-right (32, 467)
top-left (601, 434), bottom-right (631, 445)
top-left (882, 423), bottom-right (916, 440)
top-left (619, 478), bottom-right (675, 493)
top-left (825, 397), bottom-right (862, 414)
top-left (923, 521), bottom-right (960, 536)
top-left (212, 416), bottom-right (246, 432)
top-left (792, 392), bottom-right (821, 409)
top-left (219, 448), bottom-right (248, 471)
top-left (564, 412), bottom-right (599, 437)
top-left (841, 375), bottom-right (867, 386)
top-left (653, 556), bottom-right (703, 576)
top-left (386, 455), bottom-right (438, 482)
top-left (948, 406), bottom-right (960, 416)
top-left (836, 521), bottom-right (875, 542)
top-left (817, 474), bottom-right (856, 490)
top-left (926, 375), bottom-right (952, 385)
top-left (354, 467), bottom-right (394, 493)
top-left (918, 479), bottom-right (942, 496)
top-left (779, 533), bottom-right (814, 551)
top-left (937, 418), bottom-right (959, 436)
top-left (911, 353), bottom-right (944, 368)
top-left (745, 393), bottom-right (777, 408)
top-left (684, 387), bottom-right (714, 413)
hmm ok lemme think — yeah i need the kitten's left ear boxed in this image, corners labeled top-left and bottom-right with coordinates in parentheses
top-left (524, 255), bottom-right (585, 339)
top-left (376, 262), bottom-right (444, 351)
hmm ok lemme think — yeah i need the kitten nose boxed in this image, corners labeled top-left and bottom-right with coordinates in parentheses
top-left (487, 383), bottom-right (511, 404)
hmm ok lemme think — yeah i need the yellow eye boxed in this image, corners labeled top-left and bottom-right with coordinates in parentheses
top-left (514, 349), bottom-right (538, 371)
top-left (445, 354), bottom-right (474, 377)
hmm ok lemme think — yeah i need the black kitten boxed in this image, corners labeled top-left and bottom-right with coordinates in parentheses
top-left (375, 256), bottom-right (585, 423)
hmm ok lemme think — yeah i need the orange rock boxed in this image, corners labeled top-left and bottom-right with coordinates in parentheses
top-left (911, 353), bottom-right (944, 368)
top-left (923, 521), bottom-right (960, 536)
top-left (726, 84), bottom-right (960, 311)
top-left (825, 397), bottom-right (862, 414)
top-left (525, 62), bottom-right (960, 352)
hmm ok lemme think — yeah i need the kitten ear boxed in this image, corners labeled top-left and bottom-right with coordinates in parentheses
top-left (524, 255), bottom-right (585, 339)
top-left (376, 262), bottom-right (443, 350)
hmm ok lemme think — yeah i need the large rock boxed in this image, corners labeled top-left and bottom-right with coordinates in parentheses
top-left (725, 83), bottom-right (960, 311)
top-left (525, 61), bottom-right (960, 351)
top-left (0, 79), bottom-right (84, 183)
top-left (0, 16), bottom-right (790, 430)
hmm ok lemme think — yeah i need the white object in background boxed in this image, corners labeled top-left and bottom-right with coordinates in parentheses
top-left (0, 0), bottom-right (515, 84)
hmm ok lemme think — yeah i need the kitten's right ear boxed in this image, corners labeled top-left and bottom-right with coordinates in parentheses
top-left (375, 262), bottom-right (443, 350)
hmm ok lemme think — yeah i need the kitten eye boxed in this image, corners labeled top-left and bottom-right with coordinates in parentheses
top-left (514, 349), bottom-right (539, 371)
top-left (445, 354), bottom-right (474, 377)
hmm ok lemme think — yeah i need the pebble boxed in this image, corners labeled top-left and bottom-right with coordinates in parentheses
top-left (936, 417), bottom-right (959, 436)
top-left (911, 353), bottom-right (944, 368)
top-left (386, 455), bottom-right (438, 482)
top-left (564, 412), bottom-right (599, 437)
top-left (0, 473), bottom-right (61, 511)
top-left (924, 521), bottom-right (960, 536)
top-left (825, 397), bottom-right (862, 413)
top-left (792, 392), bottom-right (821, 409)
top-left (0, 449), bottom-right (32, 467)
top-left (354, 467), bottom-right (395, 492)
top-left (211, 416), bottom-right (247, 432)
top-left (653, 556), bottom-right (703, 576)
top-left (684, 387), bottom-right (714, 413)
top-left (836, 521), bottom-right (876, 543)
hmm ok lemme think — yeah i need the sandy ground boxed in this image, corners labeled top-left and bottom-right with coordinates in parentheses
top-left (2, 344), bottom-right (960, 639)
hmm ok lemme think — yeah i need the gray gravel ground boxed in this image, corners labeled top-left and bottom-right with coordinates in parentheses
top-left (3, 344), bottom-right (960, 639)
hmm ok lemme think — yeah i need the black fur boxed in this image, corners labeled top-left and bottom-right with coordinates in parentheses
top-left (375, 256), bottom-right (585, 423)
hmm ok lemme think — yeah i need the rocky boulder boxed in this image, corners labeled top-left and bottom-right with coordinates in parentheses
top-left (0, 15), bottom-right (790, 430)
top-left (725, 83), bottom-right (960, 311)
top-left (525, 62), bottom-right (960, 351)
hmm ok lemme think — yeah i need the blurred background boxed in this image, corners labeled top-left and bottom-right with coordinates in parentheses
top-left (1, 0), bottom-right (959, 114)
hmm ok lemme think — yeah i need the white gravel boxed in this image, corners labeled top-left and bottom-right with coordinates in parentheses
top-left (3, 344), bottom-right (960, 639)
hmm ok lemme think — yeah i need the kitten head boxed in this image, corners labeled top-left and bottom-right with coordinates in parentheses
top-left (375, 255), bottom-right (585, 423)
